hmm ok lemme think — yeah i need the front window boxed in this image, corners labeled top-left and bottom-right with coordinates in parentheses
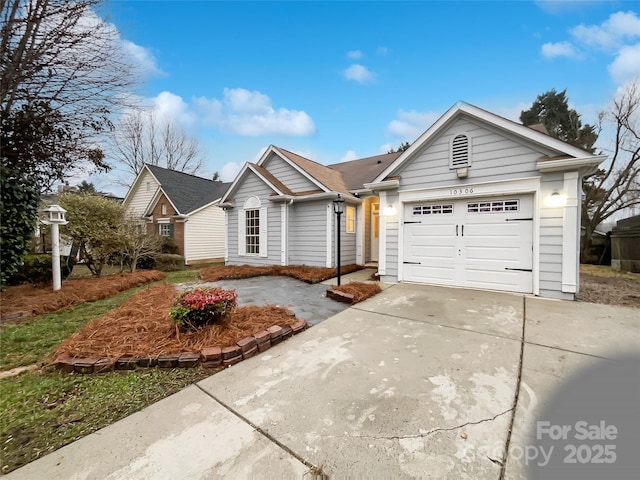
top-left (245, 209), bottom-right (260, 255)
top-left (346, 206), bottom-right (355, 233)
top-left (159, 223), bottom-right (172, 237)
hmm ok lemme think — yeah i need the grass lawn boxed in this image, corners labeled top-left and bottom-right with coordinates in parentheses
top-left (0, 267), bottom-right (208, 474)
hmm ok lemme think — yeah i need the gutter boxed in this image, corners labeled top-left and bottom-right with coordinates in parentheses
top-left (269, 191), bottom-right (362, 204)
top-left (363, 178), bottom-right (400, 191)
top-left (536, 155), bottom-right (606, 173)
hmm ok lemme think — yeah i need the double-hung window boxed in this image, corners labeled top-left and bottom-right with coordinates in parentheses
top-left (238, 196), bottom-right (267, 257)
top-left (346, 206), bottom-right (355, 233)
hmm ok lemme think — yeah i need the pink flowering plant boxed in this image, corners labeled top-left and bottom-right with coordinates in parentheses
top-left (170, 287), bottom-right (237, 331)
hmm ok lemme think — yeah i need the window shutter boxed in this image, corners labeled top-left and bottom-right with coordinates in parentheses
top-left (238, 209), bottom-right (246, 256)
top-left (169, 224), bottom-right (174, 239)
top-left (451, 134), bottom-right (470, 168)
top-left (259, 207), bottom-right (268, 257)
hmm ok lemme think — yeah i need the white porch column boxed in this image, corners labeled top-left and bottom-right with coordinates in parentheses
top-left (378, 191), bottom-right (388, 275)
top-left (326, 203), bottom-right (333, 267)
top-left (280, 202), bottom-right (288, 266)
top-left (356, 202), bottom-right (364, 265)
top-left (562, 171), bottom-right (580, 293)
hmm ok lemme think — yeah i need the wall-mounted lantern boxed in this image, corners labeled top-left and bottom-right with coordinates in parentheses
top-left (41, 205), bottom-right (68, 291)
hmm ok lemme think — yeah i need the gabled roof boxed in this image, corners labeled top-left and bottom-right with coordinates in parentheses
top-left (373, 101), bottom-right (602, 183)
top-left (272, 146), bottom-right (350, 194)
top-left (328, 151), bottom-right (402, 191)
top-left (145, 164), bottom-right (231, 215)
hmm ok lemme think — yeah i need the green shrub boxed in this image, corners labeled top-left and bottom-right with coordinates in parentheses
top-left (170, 287), bottom-right (237, 331)
top-left (154, 254), bottom-right (185, 272)
top-left (160, 237), bottom-right (179, 254)
top-left (7, 254), bottom-right (75, 285)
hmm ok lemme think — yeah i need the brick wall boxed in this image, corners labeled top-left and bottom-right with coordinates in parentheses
top-left (147, 194), bottom-right (185, 256)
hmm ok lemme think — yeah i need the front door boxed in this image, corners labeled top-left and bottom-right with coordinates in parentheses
top-left (371, 202), bottom-right (379, 262)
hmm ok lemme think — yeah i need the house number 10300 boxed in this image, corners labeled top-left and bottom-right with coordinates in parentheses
top-left (450, 188), bottom-right (474, 195)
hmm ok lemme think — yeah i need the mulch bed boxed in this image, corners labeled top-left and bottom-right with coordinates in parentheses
top-left (53, 283), bottom-right (299, 360)
top-left (330, 282), bottom-right (382, 304)
top-left (577, 273), bottom-right (640, 309)
top-left (0, 270), bottom-right (167, 322)
top-left (200, 264), bottom-right (363, 284)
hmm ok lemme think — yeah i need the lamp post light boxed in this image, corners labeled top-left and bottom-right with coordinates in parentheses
top-left (332, 194), bottom-right (345, 286)
top-left (41, 205), bottom-right (68, 291)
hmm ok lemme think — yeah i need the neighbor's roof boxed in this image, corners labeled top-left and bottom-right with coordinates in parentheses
top-left (328, 151), bottom-right (402, 191)
top-left (146, 164), bottom-right (231, 214)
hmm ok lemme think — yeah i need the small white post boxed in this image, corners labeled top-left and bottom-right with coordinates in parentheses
top-left (50, 222), bottom-right (61, 291)
top-left (42, 204), bottom-right (68, 291)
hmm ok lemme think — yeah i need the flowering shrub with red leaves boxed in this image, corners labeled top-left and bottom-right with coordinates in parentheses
top-left (170, 287), bottom-right (237, 331)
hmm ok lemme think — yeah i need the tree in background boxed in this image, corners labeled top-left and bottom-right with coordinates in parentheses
top-left (116, 216), bottom-right (163, 273)
top-left (58, 193), bottom-right (125, 277)
top-left (77, 181), bottom-right (98, 195)
top-left (387, 141), bottom-right (411, 154)
top-left (520, 85), bottom-right (640, 261)
top-left (110, 110), bottom-right (204, 183)
top-left (1, 0), bottom-right (137, 281)
top-left (581, 83), bottom-right (640, 260)
top-left (520, 89), bottom-right (598, 153)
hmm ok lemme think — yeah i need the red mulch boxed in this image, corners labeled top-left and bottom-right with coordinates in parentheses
top-left (331, 282), bottom-right (382, 303)
top-left (53, 284), bottom-right (299, 360)
top-left (0, 270), bottom-right (166, 320)
top-left (200, 264), bottom-right (363, 284)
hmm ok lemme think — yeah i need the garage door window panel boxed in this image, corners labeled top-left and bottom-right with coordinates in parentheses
top-left (467, 199), bottom-right (519, 214)
top-left (412, 203), bottom-right (454, 216)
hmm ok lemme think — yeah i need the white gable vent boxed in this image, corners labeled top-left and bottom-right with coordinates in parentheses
top-left (450, 134), bottom-right (471, 169)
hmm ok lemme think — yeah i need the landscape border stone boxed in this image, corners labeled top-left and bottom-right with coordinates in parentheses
top-left (52, 319), bottom-right (308, 374)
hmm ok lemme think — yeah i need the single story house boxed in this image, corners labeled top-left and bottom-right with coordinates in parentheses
top-left (220, 102), bottom-right (605, 299)
top-left (123, 164), bottom-right (231, 265)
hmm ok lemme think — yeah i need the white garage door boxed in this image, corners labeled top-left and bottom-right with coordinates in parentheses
top-left (402, 196), bottom-right (533, 293)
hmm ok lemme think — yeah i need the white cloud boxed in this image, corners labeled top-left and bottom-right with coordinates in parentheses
top-left (121, 40), bottom-right (164, 77)
top-left (340, 150), bottom-right (358, 162)
top-left (386, 109), bottom-right (441, 139)
top-left (608, 43), bottom-right (640, 85)
top-left (541, 41), bottom-right (578, 59)
top-left (219, 161), bottom-right (242, 182)
top-left (346, 50), bottom-right (363, 59)
top-left (378, 143), bottom-right (394, 154)
top-left (571, 11), bottom-right (640, 51)
top-left (540, 11), bottom-right (640, 86)
top-left (344, 64), bottom-right (375, 84)
top-left (195, 88), bottom-right (316, 136)
top-left (152, 91), bottom-right (196, 126)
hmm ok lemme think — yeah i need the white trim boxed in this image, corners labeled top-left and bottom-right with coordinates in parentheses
top-left (237, 209), bottom-right (246, 256)
top-left (378, 191), bottom-right (388, 275)
top-left (562, 171), bottom-right (580, 293)
top-left (157, 218), bottom-right (170, 224)
top-left (143, 187), bottom-right (181, 217)
top-left (280, 203), bottom-right (288, 265)
top-left (356, 203), bottom-right (364, 265)
top-left (398, 176), bottom-right (541, 203)
top-left (183, 219), bottom-right (189, 264)
top-left (224, 210), bottom-right (229, 263)
top-left (270, 191), bottom-right (361, 203)
top-left (188, 198), bottom-right (221, 216)
top-left (537, 155), bottom-right (606, 173)
top-left (326, 203), bottom-right (332, 268)
top-left (449, 132), bottom-right (472, 169)
top-left (373, 102), bottom-right (602, 183)
top-left (363, 179), bottom-right (400, 191)
top-left (123, 165), bottom-right (161, 208)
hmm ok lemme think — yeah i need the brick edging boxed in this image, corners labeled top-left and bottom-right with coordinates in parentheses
top-left (52, 318), bottom-right (308, 375)
top-left (326, 288), bottom-right (355, 304)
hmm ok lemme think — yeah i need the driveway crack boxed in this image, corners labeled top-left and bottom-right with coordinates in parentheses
top-left (350, 408), bottom-right (513, 441)
top-left (498, 295), bottom-right (527, 479)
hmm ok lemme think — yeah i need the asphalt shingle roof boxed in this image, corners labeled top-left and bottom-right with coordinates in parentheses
top-left (328, 151), bottom-right (402, 191)
top-left (146, 164), bottom-right (231, 215)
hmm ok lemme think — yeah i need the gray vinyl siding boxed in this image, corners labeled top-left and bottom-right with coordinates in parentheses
top-left (226, 171), bottom-right (281, 266)
top-left (364, 198), bottom-right (372, 262)
top-left (263, 154), bottom-right (319, 193)
top-left (289, 200), bottom-right (330, 267)
top-left (340, 203), bottom-right (357, 265)
top-left (397, 117), bottom-right (556, 190)
top-left (538, 172), bottom-right (565, 293)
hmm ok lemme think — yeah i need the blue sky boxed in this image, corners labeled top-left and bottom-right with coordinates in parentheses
top-left (93, 0), bottom-right (640, 194)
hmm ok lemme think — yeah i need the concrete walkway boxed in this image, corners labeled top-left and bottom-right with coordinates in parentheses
top-left (6, 283), bottom-right (639, 479)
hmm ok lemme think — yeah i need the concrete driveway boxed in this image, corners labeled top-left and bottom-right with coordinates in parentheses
top-left (7, 282), bottom-right (639, 479)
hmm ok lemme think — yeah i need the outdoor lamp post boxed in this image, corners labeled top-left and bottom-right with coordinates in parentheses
top-left (332, 194), bottom-right (345, 286)
top-left (41, 204), bottom-right (68, 291)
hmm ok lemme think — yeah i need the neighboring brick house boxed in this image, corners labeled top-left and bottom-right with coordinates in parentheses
top-left (123, 164), bottom-right (231, 264)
